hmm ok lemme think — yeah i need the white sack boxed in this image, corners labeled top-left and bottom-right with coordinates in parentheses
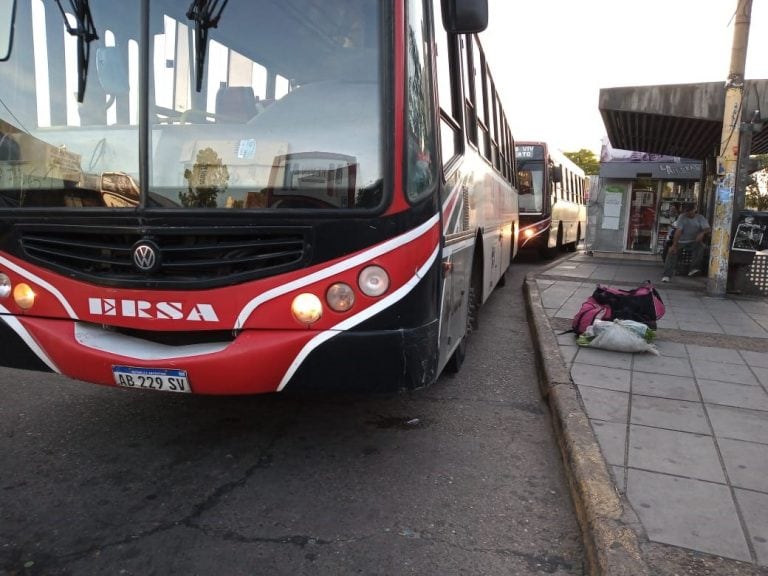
top-left (583, 320), bottom-right (658, 355)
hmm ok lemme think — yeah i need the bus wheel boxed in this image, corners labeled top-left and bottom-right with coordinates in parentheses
top-left (567, 225), bottom-right (581, 252)
top-left (497, 266), bottom-right (507, 288)
top-left (446, 275), bottom-right (479, 373)
top-left (566, 227), bottom-right (578, 252)
top-left (468, 272), bottom-right (480, 332)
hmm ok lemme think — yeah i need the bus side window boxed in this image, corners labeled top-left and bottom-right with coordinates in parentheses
top-left (405, 0), bottom-right (437, 201)
top-left (433, 0), bottom-right (462, 168)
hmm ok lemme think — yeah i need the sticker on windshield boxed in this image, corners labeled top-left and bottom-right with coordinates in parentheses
top-left (238, 139), bottom-right (257, 160)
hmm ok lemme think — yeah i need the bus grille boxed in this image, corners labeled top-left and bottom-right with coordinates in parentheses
top-left (18, 226), bottom-right (311, 288)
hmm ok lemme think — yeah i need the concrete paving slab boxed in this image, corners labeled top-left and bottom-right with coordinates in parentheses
top-left (703, 299), bottom-right (744, 312)
top-left (573, 347), bottom-right (633, 370)
top-left (631, 372), bottom-right (699, 402)
top-left (626, 469), bottom-right (751, 561)
top-left (590, 420), bottom-right (627, 467)
top-left (593, 265), bottom-right (621, 280)
top-left (633, 354), bottom-right (694, 378)
top-left (751, 316), bottom-right (768, 332)
top-left (661, 295), bottom-right (702, 308)
top-left (686, 344), bottom-right (746, 364)
top-left (734, 489), bottom-right (768, 565)
top-left (558, 344), bottom-right (578, 365)
top-left (699, 379), bottom-right (768, 411)
top-left (576, 385), bottom-right (629, 423)
top-left (540, 283), bottom-right (581, 310)
top-left (627, 425), bottom-right (725, 483)
top-left (653, 340), bottom-right (688, 358)
top-left (721, 322), bottom-right (768, 338)
top-left (741, 350), bottom-right (768, 369)
top-left (693, 359), bottom-right (759, 386)
top-left (719, 438), bottom-right (768, 492)
top-left (677, 320), bottom-right (725, 333)
top-left (750, 366), bottom-right (768, 387)
top-left (556, 332), bottom-right (577, 346)
top-left (656, 316), bottom-right (681, 330)
top-left (707, 405), bottom-right (768, 444)
top-left (611, 465), bottom-right (626, 493)
top-left (571, 364), bottom-right (631, 392)
top-left (630, 396), bottom-right (710, 434)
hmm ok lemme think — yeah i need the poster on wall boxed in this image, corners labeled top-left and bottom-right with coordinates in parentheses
top-left (602, 217), bottom-right (620, 230)
top-left (603, 185), bottom-right (624, 228)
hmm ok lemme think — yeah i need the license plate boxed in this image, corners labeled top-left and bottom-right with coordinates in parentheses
top-left (113, 366), bottom-right (191, 393)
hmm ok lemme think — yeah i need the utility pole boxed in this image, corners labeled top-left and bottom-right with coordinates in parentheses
top-left (707, 0), bottom-right (753, 296)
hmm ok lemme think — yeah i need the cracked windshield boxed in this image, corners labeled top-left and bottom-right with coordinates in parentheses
top-left (0, 0), bottom-right (383, 209)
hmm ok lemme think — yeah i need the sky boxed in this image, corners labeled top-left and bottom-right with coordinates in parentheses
top-left (479, 0), bottom-right (768, 157)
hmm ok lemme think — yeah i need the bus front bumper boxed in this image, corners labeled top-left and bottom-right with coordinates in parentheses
top-left (0, 316), bottom-right (440, 395)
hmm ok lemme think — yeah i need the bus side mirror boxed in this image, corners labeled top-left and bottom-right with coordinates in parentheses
top-left (0, 0), bottom-right (16, 62)
top-left (442, 0), bottom-right (488, 34)
top-left (551, 166), bottom-right (563, 183)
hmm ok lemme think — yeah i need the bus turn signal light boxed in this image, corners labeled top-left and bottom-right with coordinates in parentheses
top-left (291, 293), bottom-right (322, 325)
top-left (326, 283), bottom-right (355, 312)
top-left (13, 283), bottom-right (36, 309)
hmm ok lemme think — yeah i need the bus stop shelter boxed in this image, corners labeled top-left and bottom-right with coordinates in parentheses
top-left (597, 79), bottom-right (768, 294)
top-left (599, 80), bottom-right (768, 161)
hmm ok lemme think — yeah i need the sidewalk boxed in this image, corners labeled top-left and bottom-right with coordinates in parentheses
top-left (524, 252), bottom-right (768, 576)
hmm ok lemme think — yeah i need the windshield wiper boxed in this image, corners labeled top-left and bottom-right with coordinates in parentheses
top-left (54, 0), bottom-right (99, 103)
top-left (187, 0), bottom-right (229, 92)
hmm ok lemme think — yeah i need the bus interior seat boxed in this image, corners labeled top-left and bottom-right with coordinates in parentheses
top-left (215, 86), bottom-right (259, 123)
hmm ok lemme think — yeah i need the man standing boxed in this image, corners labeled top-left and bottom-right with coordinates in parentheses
top-left (661, 202), bottom-right (711, 282)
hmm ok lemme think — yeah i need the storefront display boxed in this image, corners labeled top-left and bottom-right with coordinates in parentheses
top-left (589, 140), bottom-right (703, 255)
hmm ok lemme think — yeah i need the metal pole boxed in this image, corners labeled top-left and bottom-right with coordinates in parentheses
top-left (707, 0), bottom-right (753, 296)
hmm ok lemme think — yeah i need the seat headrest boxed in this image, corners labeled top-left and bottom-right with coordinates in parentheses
top-left (215, 86), bottom-right (258, 123)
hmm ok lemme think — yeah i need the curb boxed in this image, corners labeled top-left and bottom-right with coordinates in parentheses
top-left (523, 272), bottom-right (650, 576)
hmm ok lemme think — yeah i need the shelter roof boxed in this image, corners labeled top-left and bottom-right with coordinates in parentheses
top-left (599, 80), bottom-right (768, 160)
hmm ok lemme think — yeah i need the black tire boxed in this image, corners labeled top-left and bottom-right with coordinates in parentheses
top-left (497, 266), bottom-right (507, 288)
top-left (446, 273), bottom-right (479, 373)
top-left (566, 225), bottom-right (579, 252)
top-left (445, 333), bottom-right (466, 374)
top-left (468, 272), bottom-right (480, 332)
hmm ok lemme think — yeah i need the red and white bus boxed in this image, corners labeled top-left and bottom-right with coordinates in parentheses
top-left (0, 0), bottom-right (518, 395)
top-left (515, 141), bottom-right (586, 258)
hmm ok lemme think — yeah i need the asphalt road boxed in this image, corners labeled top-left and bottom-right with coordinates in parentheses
top-left (0, 254), bottom-right (584, 576)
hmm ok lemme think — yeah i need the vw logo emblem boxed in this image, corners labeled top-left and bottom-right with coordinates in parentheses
top-left (132, 242), bottom-right (160, 272)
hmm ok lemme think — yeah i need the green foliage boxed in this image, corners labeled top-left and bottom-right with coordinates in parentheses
top-left (563, 149), bottom-right (600, 175)
top-left (576, 328), bottom-right (656, 347)
top-left (745, 156), bottom-right (768, 211)
top-left (753, 153), bottom-right (768, 171)
top-left (745, 173), bottom-right (768, 211)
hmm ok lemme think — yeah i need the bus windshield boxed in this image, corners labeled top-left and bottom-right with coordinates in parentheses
top-left (515, 144), bottom-right (544, 213)
top-left (0, 0), bottom-right (383, 210)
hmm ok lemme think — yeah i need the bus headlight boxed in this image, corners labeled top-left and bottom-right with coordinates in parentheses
top-left (523, 228), bottom-right (535, 239)
top-left (13, 283), bottom-right (36, 309)
top-left (358, 265), bottom-right (389, 297)
top-left (0, 273), bottom-right (11, 298)
top-left (326, 283), bottom-right (355, 312)
top-left (291, 293), bottom-right (323, 325)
